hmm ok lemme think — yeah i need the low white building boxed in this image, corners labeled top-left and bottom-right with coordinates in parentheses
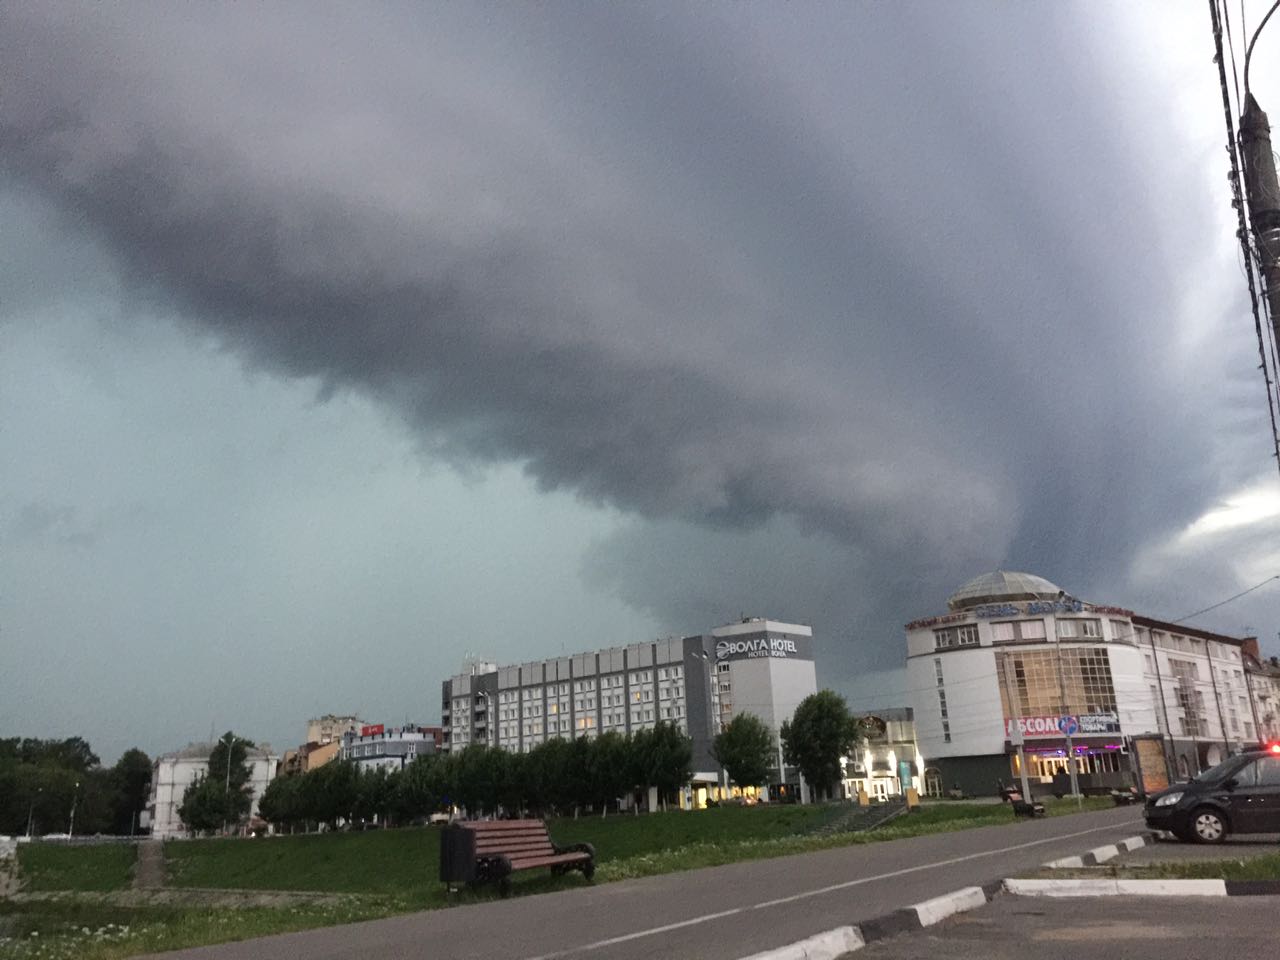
top-left (148, 742), bottom-right (280, 839)
top-left (339, 725), bottom-right (439, 772)
top-left (906, 571), bottom-right (1268, 797)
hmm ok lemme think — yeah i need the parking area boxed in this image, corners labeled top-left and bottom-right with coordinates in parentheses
top-left (858, 894), bottom-right (1280, 960)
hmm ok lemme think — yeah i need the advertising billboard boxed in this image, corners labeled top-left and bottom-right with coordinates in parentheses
top-left (1003, 712), bottom-right (1120, 738)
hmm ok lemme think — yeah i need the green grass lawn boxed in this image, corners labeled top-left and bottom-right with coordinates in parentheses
top-left (0, 799), bottom-right (1122, 958)
top-left (164, 805), bottom-right (839, 896)
top-left (15, 844), bottom-right (136, 893)
top-left (1115, 851), bottom-right (1280, 881)
top-left (0, 896), bottom-right (407, 960)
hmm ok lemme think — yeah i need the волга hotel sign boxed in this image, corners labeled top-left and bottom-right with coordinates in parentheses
top-left (715, 633), bottom-right (813, 662)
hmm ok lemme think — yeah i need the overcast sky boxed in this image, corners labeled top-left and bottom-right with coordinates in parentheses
top-left (3, 2), bottom-right (1279, 763)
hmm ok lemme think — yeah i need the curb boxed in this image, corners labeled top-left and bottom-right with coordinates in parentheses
top-left (1042, 833), bottom-right (1152, 868)
top-left (1004, 877), bottom-right (1280, 897)
top-left (739, 883), bottom-right (999, 960)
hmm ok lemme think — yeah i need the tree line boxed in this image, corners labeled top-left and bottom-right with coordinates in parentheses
top-left (254, 722), bottom-right (695, 831)
top-left (0, 737), bottom-right (152, 836)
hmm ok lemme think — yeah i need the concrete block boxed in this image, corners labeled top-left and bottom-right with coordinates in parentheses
top-left (912, 886), bottom-right (988, 926)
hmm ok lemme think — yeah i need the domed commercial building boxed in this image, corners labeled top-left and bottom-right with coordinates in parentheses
top-left (904, 571), bottom-right (1277, 798)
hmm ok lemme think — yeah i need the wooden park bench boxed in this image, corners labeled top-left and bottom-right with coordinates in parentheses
top-left (439, 819), bottom-right (595, 896)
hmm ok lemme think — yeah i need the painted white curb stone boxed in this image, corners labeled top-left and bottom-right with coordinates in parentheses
top-left (912, 886), bottom-right (988, 926)
top-left (1044, 855), bottom-right (1084, 869)
top-left (1087, 844), bottom-right (1120, 864)
top-left (737, 925), bottom-right (864, 960)
top-left (1005, 878), bottom-right (1228, 897)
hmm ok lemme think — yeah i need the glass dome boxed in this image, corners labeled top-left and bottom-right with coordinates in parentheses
top-left (947, 570), bottom-right (1064, 611)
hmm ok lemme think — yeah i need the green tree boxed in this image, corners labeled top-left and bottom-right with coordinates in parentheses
top-left (177, 774), bottom-right (229, 833)
top-left (257, 774), bottom-right (304, 830)
top-left (713, 713), bottom-right (774, 789)
top-left (109, 748), bottom-right (152, 834)
top-left (179, 734), bottom-right (254, 833)
top-left (586, 732), bottom-right (630, 815)
top-left (781, 691), bottom-right (857, 800)
top-left (395, 754), bottom-right (445, 821)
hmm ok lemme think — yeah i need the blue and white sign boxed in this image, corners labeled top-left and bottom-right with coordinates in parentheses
top-left (1058, 715), bottom-right (1080, 736)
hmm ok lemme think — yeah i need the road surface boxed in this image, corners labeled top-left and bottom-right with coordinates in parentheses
top-left (149, 806), bottom-right (1143, 960)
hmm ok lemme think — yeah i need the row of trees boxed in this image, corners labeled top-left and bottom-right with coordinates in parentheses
top-left (0, 737), bottom-right (152, 836)
top-left (183, 690), bottom-right (871, 832)
top-left (255, 723), bottom-right (695, 831)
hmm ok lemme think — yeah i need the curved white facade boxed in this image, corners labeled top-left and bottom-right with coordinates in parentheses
top-left (906, 575), bottom-right (1264, 796)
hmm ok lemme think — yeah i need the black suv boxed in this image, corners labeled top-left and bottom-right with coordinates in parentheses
top-left (1144, 746), bottom-right (1280, 843)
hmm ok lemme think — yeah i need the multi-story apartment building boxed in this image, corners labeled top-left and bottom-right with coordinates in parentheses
top-left (305, 714), bottom-right (364, 746)
top-left (441, 619), bottom-right (817, 801)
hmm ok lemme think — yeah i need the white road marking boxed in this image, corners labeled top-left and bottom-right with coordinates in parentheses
top-left (521, 816), bottom-right (1142, 960)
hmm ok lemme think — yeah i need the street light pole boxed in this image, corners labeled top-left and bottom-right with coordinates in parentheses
top-left (222, 733), bottom-right (240, 836)
top-left (68, 781), bottom-right (80, 838)
top-left (26, 787), bottom-right (42, 838)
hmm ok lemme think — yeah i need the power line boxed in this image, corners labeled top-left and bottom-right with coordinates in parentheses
top-left (1173, 573), bottom-right (1280, 623)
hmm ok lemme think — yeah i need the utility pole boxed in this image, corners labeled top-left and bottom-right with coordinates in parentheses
top-left (1240, 93), bottom-right (1280, 344)
top-left (1052, 628), bottom-right (1081, 804)
top-left (1001, 654), bottom-right (1033, 803)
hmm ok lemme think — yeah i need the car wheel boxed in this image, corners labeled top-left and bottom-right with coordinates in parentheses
top-left (1190, 807), bottom-right (1228, 844)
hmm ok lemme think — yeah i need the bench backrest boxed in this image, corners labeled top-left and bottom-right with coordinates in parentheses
top-left (462, 819), bottom-right (556, 859)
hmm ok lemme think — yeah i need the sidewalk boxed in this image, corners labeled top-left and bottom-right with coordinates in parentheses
top-left (858, 893), bottom-right (1280, 959)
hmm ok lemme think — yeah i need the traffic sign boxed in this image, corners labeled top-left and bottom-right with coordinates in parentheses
top-left (1058, 715), bottom-right (1079, 736)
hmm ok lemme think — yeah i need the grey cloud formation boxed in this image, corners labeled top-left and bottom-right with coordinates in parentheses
top-left (2, 0), bottom-right (1278, 724)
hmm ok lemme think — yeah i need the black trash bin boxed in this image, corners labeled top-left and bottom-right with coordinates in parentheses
top-left (439, 823), bottom-right (477, 885)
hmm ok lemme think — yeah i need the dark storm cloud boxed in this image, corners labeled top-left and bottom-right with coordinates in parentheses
top-left (1, 2), bottom-right (1273, 679)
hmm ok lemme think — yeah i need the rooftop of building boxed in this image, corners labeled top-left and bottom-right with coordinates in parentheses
top-left (946, 570), bottom-right (1065, 611)
top-left (157, 741), bottom-right (278, 761)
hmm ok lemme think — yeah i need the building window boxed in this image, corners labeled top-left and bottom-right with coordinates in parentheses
top-left (934, 625), bottom-right (978, 649)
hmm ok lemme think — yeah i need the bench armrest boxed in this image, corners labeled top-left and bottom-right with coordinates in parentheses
top-left (554, 841), bottom-right (595, 860)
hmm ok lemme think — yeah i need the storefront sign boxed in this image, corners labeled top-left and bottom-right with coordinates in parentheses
top-left (908, 603), bottom-right (1133, 632)
top-left (1004, 712), bottom-right (1120, 738)
top-left (715, 632), bottom-right (813, 662)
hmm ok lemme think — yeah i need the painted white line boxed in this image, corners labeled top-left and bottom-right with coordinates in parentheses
top-left (912, 886), bottom-right (987, 926)
top-left (737, 925), bottom-right (864, 960)
top-left (1004, 878), bottom-right (1228, 897)
top-left (521, 817), bottom-right (1141, 960)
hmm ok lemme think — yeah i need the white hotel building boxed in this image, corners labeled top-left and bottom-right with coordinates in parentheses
top-left (906, 571), bottom-right (1277, 797)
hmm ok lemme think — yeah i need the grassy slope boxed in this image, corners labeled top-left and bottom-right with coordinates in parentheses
top-left (15, 844), bottom-right (136, 892)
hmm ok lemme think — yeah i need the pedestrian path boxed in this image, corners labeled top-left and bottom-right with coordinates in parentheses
top-left (133, 839), bottom-right (166, 889)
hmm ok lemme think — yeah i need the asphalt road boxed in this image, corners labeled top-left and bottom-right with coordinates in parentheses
top-left (860, 893), bottom-right (1280, 960)
top-left (148, 807), bottom-right (1143, 960)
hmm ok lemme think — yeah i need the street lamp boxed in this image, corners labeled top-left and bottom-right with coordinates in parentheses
top-left (222, 734), bottom-right (242, 836)
top-left (26, 787), bottom-right (43, 838)
top-left (68, 781), bottom-right (80, 838)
